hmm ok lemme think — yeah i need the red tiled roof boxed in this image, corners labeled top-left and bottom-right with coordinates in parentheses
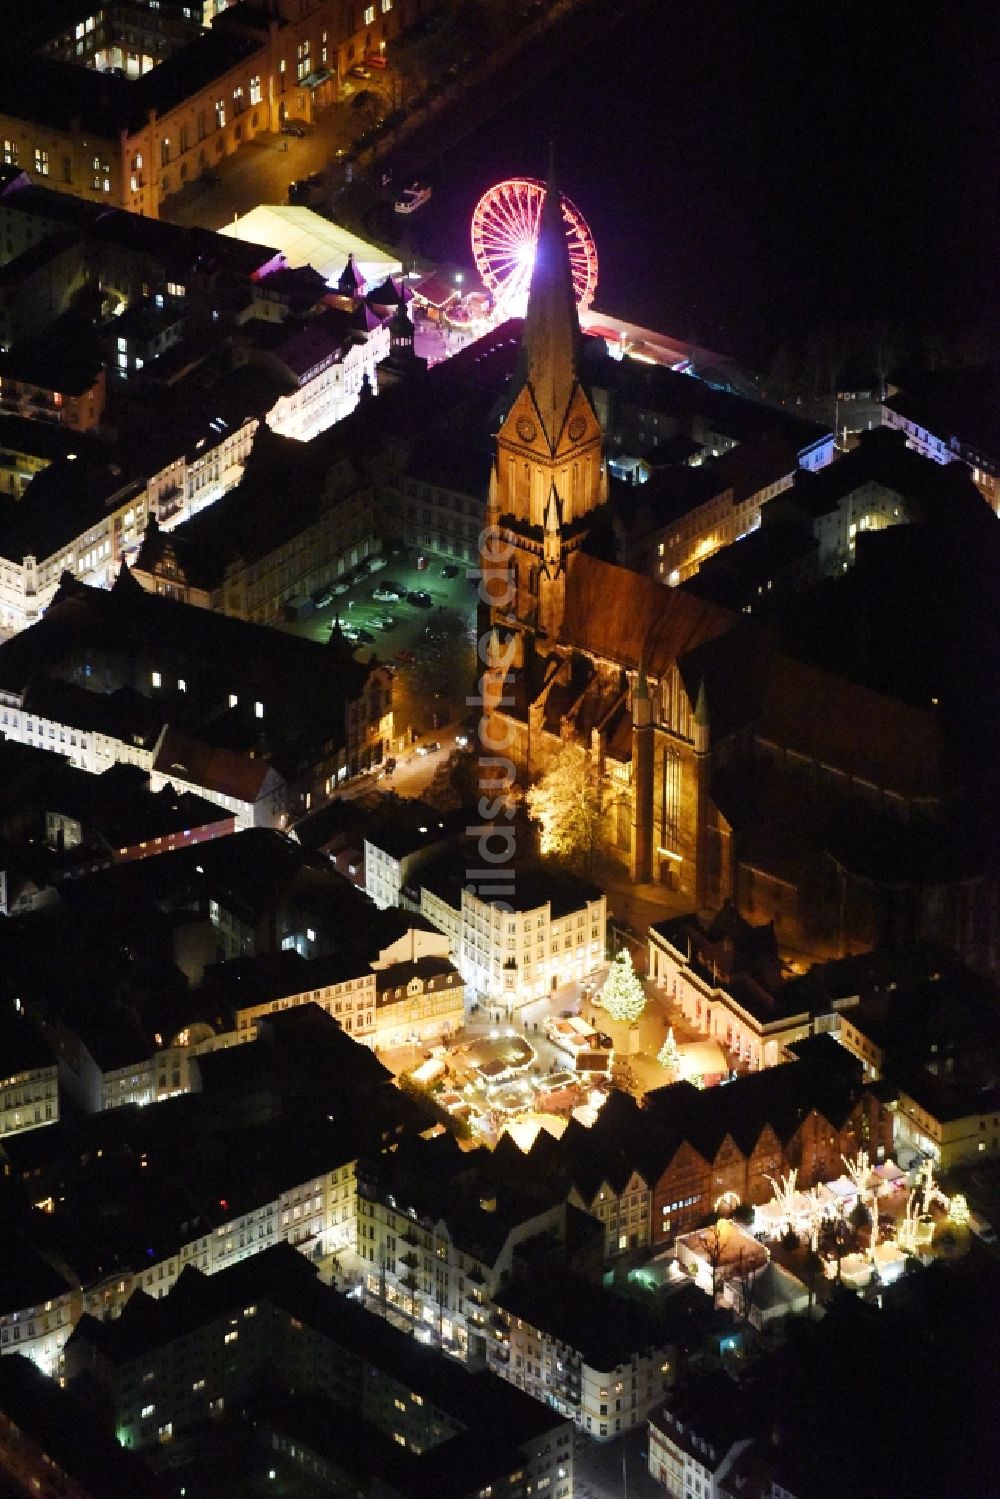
top-left (153, 727), bottom-right (276, 805)
top-left (561, 552), bottom-right (735, 675)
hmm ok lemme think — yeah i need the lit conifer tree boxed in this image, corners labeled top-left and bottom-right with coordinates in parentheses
top-left (600, 949), bottom-right (646, 1025)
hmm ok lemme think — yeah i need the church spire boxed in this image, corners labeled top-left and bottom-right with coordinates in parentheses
top-left (517, 146), bottom-right (581, 450)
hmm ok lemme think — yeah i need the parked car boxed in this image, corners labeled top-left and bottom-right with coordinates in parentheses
top-left (372, 585), bottom-right (403, 603)
top-left (416, 740), bottom-right (442, 756)
top-left (357, 627), bottom-right (376, 644)
top-left (349, 64), bottom-right (372, 79)
top-left (408, 590), bottom-right (433, 608)
top-left (377, 615), bottom-right (397, 630)
top-left (366, 555), bottom-right (387, 572)
top-left (289, 173), bottom-right (325, 204)
top-left (280, 121), bottom-right (308, 137)
top-left (311, 585), bottom-right (334, 608)
top-left (330, 578), bottom-right (351, 595)
top-left (441, 563), bottom-right (460, 578)
top-left (594, 1032), bottom-right (614, 1049)
top-left (454, 733), bottom-right (470, 748)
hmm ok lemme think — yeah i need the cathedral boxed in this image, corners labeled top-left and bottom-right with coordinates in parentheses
top-left (477, 165), bottom-right (967, 965)
top-left (480, 163), bottom-right (734, 907)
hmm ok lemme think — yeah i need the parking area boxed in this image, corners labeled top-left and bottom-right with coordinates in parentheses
top-left (282, 545), bottom-right (479, 737)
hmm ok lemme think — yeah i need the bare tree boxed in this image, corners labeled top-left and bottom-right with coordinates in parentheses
top-left (703, 1224), bottom-right (725, 1307)
top-left (734, 1248), bottom-right (760, 1325)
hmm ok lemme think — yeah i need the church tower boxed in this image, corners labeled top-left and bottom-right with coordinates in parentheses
top-left (487, 154), bottom-right (606, 642)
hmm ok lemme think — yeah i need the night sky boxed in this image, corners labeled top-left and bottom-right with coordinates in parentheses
top-left (417, 0), bottom-right (999, 365)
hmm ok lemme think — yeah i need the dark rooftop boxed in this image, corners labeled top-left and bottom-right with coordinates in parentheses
top-left (496, 1266), bottom-right (668, 1371)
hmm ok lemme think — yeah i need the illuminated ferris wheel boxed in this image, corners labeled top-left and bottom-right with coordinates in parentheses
top-left (470, 177), bottom-right (598, 316)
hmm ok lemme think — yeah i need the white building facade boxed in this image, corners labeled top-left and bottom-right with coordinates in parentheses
top-left (420, 881), bottom-right (608, 1010)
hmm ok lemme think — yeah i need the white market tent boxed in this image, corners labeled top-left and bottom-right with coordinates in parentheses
top-left (219, 205), bottom-right (402, 289)
top-left (678, 1040), bottom-right (729, 1079)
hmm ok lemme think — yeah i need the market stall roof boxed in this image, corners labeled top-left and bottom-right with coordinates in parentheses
top-left (501, 1114), bottom-right (567, 1151)
top-left (219, 205), bottom-right (402, 289)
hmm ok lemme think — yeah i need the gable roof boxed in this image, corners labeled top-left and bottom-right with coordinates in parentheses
top-left (561, 551), bottom-right (735, 675)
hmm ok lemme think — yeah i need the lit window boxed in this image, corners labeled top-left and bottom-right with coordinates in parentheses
top-left (254, 700), bottom-right (263, 719)
top-left (249, 75), bottom-right (262, 105)
top-left (228, 693), bottom-right (238, 708)
top-left (364, 5), bottom-right (375, 23)
top-left (178, 678), bottom-right (186, 693)
top-left (215, 100), bottom-right (225, 130)
top-left (2, 140), bottom-right (18, 165)
top-left (224, 1329), bottom-right (238, 1345)
top-left (34, 148), bottom-right (50, 176)
top-left (151, 671), bottom-right (161, 688)
top-left (141, 1403), bottom-right (155, 1417)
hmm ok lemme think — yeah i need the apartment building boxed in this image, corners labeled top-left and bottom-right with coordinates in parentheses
top-left (490, 1267), bottom-right (671, 1441)
top-left (0, 1007), bottom-right (418, 1376)
top-left (356, 1133), bottom-right (566, 1365)
top-left (0, 1009), bottom-right (59, 1140)
top-left (64, 1241), bottom-right (573, 1499)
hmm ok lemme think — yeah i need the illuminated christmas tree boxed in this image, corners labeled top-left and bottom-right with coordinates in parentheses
top-left (600, 949), bottom-right (646, 1025)
top-left (657, 1026), bottom-right (680, 1074)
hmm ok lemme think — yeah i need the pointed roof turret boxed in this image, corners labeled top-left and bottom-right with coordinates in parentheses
top-left (516, 147), bottom-right (581, 449)
top-left (694, 677), bottom-right (709, 727)
top-left (544, 484), bottom-right (561, 533)
top-left (337, 253), bottom-right (366, 298)
top-left (633, 644), bottom-right (651, 728)
top-left (635, 647), bottom-right (649, 701)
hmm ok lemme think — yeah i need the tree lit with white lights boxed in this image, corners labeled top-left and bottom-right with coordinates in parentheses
top-left (600, 948), bottom-right (646, 1026)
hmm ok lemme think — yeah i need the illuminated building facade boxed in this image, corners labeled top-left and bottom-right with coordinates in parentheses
top-left (489, 1268), bottom-right (671, 1441)
top-left (0, 1016), bottom-right (58, 1141)
top-left (417, 855), bottom-right (607, 1009)
top-left (356, 1134), bottom-right (566, 1365)
top-left (0, 3), bottom-right (443, 220)
top-left (63, 1242), bottom-right (573, 1498)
